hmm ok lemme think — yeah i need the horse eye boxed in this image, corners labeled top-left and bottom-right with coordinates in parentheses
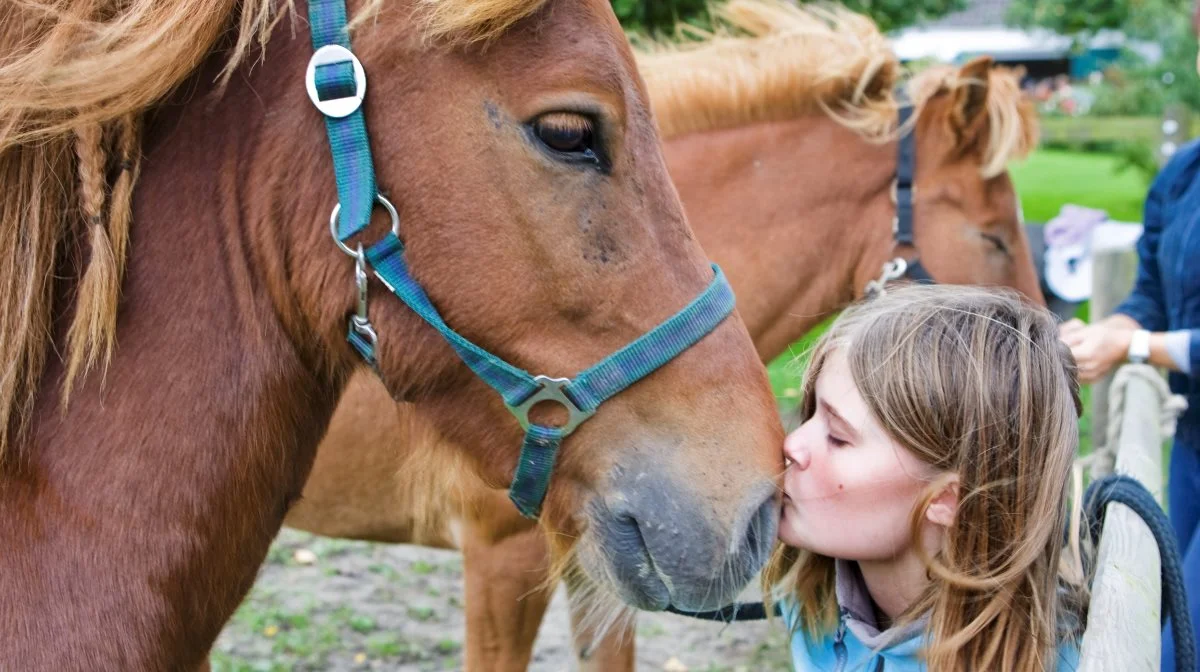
top-left (533, 113), bottom-right (595, 155)
top-left (982, 232), bottom-right (1009, 255)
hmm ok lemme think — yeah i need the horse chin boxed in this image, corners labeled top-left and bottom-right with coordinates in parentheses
top-left (575, 532), bottom-right (672, 612)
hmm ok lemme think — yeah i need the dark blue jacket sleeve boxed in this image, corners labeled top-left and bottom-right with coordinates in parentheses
top-left (1113, 162), bottom-right (1172, 331)
top-left (1189, 330), bottom-right (1200, 378)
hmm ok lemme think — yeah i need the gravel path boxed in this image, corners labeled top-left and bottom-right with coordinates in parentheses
top-left (212, 530), bottom-right (793, 671)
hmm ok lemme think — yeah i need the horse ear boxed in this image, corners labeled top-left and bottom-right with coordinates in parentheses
top-left (950, 56), bottom-right (993, 133)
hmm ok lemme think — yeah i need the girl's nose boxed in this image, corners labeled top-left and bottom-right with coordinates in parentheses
top-left (783, 426), bottom-right (812, 471)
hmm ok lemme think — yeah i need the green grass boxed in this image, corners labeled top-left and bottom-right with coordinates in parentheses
top-left (1008, 149), bottom-right (1148, 224)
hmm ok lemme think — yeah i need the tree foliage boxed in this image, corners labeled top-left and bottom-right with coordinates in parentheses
top-left (1007, 0), bottom-right (1189, 38)
top-left (1009, 0), bottom-right (1200, 109)
top-left (610, 0), bottom-right (969, 35)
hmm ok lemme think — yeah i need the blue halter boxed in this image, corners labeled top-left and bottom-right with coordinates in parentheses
top-left (304, 0), bottom-right (738, 518)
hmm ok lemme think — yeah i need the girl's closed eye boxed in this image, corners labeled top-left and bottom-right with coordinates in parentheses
top-left (827, 433), bottom-right (849, 448)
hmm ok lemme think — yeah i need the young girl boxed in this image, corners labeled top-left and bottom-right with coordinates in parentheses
top-left (768, 284), bottom-right (1084, 671)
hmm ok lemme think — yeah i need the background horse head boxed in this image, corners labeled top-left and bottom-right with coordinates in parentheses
top-left (0, 0), bottom-right (783, 666)
top-left (643, 0), bottom-right (1044, 359)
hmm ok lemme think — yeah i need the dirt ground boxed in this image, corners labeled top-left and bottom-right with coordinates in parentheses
top-left (211, 529), bottom-right (794, 671)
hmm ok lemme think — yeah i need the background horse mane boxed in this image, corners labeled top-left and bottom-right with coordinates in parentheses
top-left (638, 0), bottom-right (1037, 176)
top-left (637, 0), bottom-right (899, 142)
top-left (909, 64), bottom-right (1039, 178)
top-left (0, 0), bottom-right (548, 462)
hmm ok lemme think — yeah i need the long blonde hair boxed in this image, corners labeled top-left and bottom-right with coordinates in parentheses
top-left (765, 284), bottom-right (1084, 671)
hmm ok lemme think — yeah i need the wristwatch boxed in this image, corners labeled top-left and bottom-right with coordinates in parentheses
top-left (1128, 329), bottom-right (1151, 364)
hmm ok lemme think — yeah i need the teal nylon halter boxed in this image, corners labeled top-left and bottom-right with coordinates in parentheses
top-left (305, 0), bottom-right (737, 518)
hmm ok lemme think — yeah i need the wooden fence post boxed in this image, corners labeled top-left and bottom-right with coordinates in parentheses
top-left (1077, 368), bottom-right (1169, 670)
top-left (1088, 240), bottom-right (1141, 470)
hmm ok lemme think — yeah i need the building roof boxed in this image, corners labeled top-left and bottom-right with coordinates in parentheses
top-left (889, 0), bottom-right (1159, 64)
top-left (924, 0), bottom-right (1014, 29)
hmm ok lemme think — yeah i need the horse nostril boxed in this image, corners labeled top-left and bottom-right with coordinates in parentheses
top-left (737, 490), bottom-right (779, 564)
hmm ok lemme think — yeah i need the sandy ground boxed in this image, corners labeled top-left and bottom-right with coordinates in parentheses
top-left (211, 529), bottom-right (793, 671)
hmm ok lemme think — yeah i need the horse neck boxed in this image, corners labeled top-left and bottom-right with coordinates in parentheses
top-left (0, 28), bottom-right (348, 667)
top-left (662, 114), bottom-right (898, 361)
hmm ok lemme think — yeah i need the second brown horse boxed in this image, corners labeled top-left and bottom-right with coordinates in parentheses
top-left (284, 3), bottom-right (1044, 670)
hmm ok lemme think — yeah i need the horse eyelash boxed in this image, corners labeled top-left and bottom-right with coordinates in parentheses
top-left (981, 232), bottom-right (1009, 255)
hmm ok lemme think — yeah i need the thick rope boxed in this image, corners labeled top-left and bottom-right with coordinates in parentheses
top-left (1081, 475), bottom-right (1195, 672)
top-left (1077, 364), bottom-right (1187, 478)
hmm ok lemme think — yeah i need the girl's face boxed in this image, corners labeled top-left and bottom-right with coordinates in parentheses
top-left (780, 349), bottom-right (938, 559)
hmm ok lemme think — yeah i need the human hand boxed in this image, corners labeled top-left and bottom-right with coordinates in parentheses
top-left (1058, 318), bottom-right (1087, 340)
top-left (1060, 322), bottom-right (1134, 384)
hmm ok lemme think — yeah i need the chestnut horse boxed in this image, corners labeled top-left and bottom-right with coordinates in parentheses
top-left (0, 0), bottom-right (786, 668)
top-left (283, 2), bottom-right (1044, 670)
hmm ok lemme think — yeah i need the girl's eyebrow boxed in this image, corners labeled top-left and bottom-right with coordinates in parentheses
top-left (819, 398), bottom-right (861, 441)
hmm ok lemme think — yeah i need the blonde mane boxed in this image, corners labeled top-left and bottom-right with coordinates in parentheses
top-left (637, 1), bottom-right (901, 142)
top-left (909, 64), bottom-right (1039, 179)
top-left (638, 0), bottom-right (1037, 178)
top-left (0, 0), bottom-right (548, 462)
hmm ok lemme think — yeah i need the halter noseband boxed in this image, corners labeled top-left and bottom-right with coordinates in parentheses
top-left (864, 101), bottom-right (936, 299)
top-left (304, 0), bottom-right (737, 519)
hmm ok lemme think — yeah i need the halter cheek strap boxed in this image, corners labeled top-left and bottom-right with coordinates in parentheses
top-left (305, 0), bottom-right (738, 518)
top-left (893, 104), bottom-right (934, 284)
top-left (866, 101), bottom-right (936, 299)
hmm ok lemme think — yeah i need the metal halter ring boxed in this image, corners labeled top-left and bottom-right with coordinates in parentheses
top-left (507, 376), bottom-right (597, 435)
top-left (887, 178), bottom-right (917, 204)
top-left (329, 194), bottom-right (400, 258)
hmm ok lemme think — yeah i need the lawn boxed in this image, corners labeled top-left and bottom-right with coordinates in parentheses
top-left (766, 148), bottom-right (1151, 447)
top-left (1009, 148), bottom-right (1149, 224)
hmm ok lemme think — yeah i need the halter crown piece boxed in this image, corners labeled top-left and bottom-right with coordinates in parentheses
top-left (304, 0), bottom-right (738, 518)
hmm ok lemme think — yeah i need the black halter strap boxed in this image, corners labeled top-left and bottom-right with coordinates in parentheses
top-left (894, 105), bottom-right (916, 247)
top-left (892, 103), bottom-right (934, 284)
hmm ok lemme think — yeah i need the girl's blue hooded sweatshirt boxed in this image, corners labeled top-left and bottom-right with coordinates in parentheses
top-left (782, 560), bottom-right (1081, 671)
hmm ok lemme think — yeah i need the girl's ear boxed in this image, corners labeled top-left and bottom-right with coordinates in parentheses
top-left (925, 475), bottom-right (960, 528)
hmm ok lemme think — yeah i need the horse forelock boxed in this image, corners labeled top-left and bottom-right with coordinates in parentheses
top-left (908, 65), bottom-right (1040, 179)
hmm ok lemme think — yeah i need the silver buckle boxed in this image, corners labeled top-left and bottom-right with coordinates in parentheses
top-left (864, 257), bottom-right (908, 298)
top-left (349, 245), bottom-right (378, 351)
top-left (507, 376), bottom-right (596, 435)
top-left (329, 195), bottom-right (396, 357)
top-left (305, 45), bottom-right (367, 118)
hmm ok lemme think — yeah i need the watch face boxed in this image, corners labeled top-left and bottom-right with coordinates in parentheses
top-left (1129, 330), bottom-right (1151, 363)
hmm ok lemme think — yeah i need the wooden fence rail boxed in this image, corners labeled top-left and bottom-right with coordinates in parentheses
top-left (1039, 105), bottom-right (1193, 167)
